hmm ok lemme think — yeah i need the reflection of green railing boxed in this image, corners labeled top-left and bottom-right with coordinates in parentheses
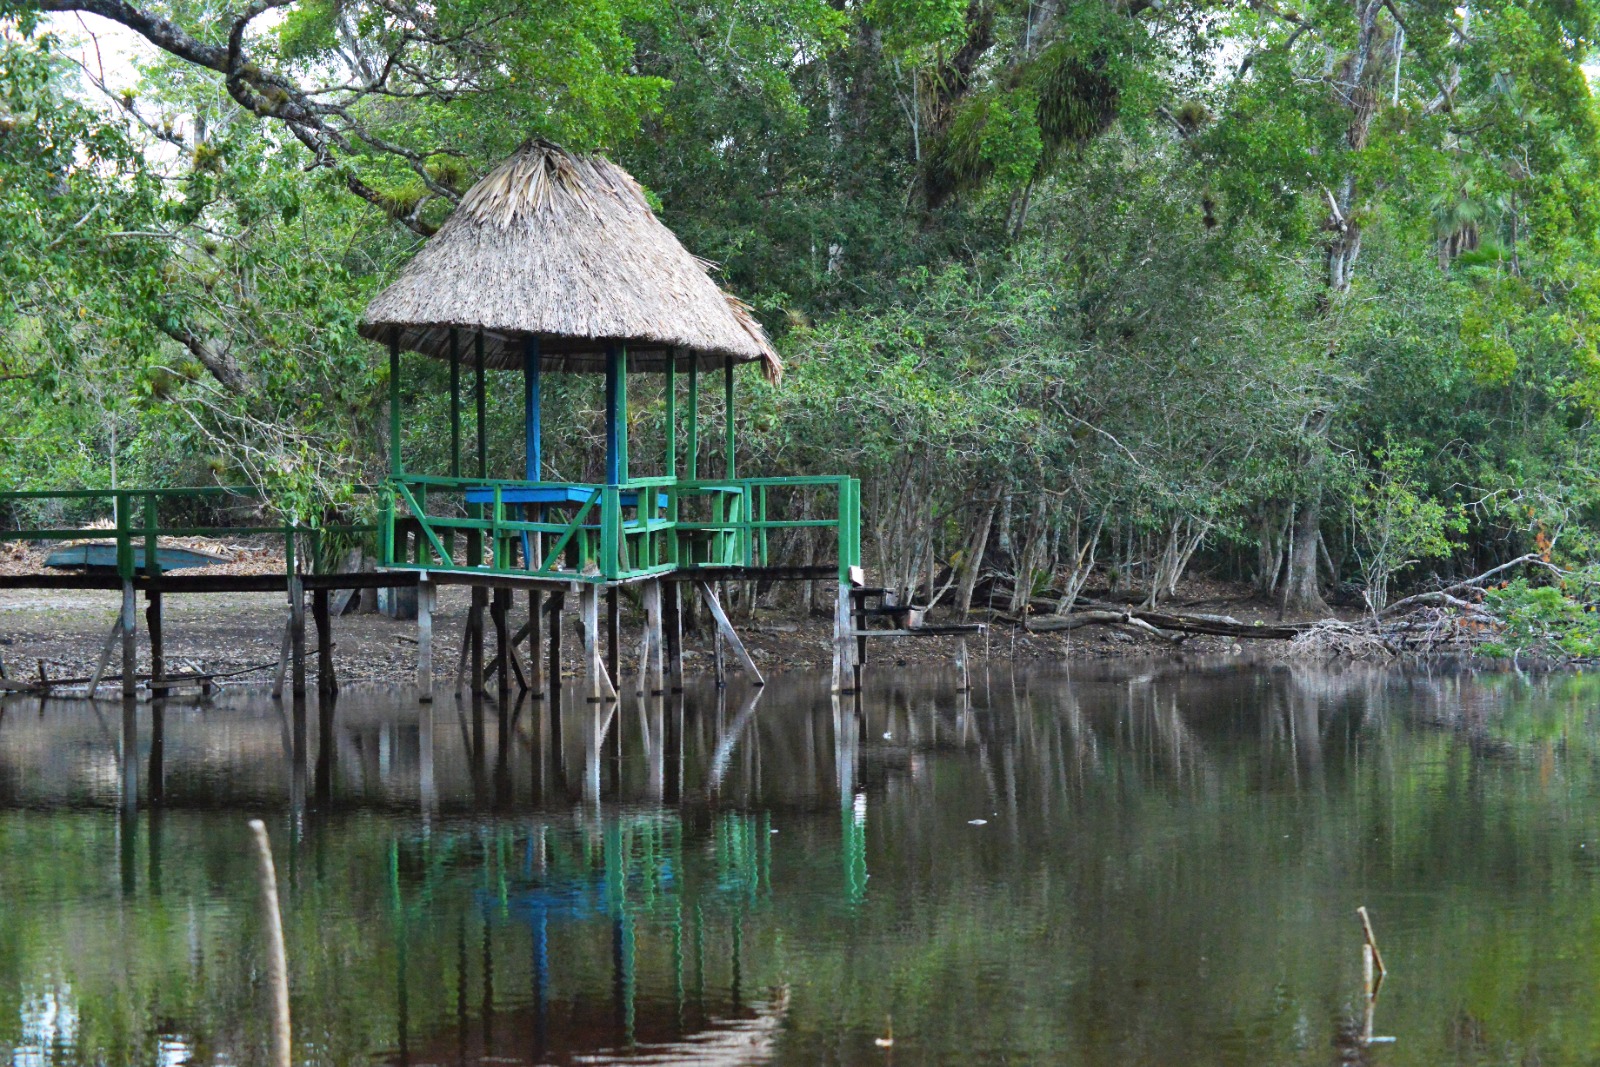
top-left (0, 486), bottom-right (375, 581)
top-left (382, 474), bottom-right (862, 583)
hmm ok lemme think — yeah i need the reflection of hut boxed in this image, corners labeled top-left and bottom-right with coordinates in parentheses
top-left (361, 141), bottom-right (860, 701)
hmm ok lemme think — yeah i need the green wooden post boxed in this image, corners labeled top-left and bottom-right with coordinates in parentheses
top-left (449, 329), bottom-right (462, 479)
top-left (114, 490), bottom-right (132, 579)
top-left (687, 362), bottom-right (699, 481)
top-left (723, 358), bottom-right (735, 479)
top-left (144, 492), bottom-right (159, 578)
top-left (665, 352), bottom-right (678, 567)
top-left (389, 335), bottom-right (402, 477)
top-left (664, 351), bottom-right (677, 479)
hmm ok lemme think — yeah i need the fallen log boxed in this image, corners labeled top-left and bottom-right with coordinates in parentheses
top-left (1025, 607), bottom-right (1312, 640)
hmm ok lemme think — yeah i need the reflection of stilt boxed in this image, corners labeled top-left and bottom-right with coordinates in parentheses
top-left (832, 694), bottom-right (867, 905)
top-left (707, 686), bottom-right (765, 796)
top-left (315, 695), bottom-right (336, 805)
top-left (119, 699), bottom-right (138, 896)
top-left (415, 580), bottom-right (435, 703)
top-left (665, 694), bottom-right (683, 804)
top-left (419, 700), bottom-right (436, 823)
top-left (120, 697), bottom-right (139, 816)
top-left (290, 698), bottom-right (308, 821)
top-left (147, 700), bottom-right (165, 806)
top-left (646, 695), bottom-right (666, 802)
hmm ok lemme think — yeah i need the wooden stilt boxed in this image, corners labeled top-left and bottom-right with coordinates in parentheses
top-left (713, 621), bottom-right (726, 688)
top-left (580, 585), bottom-right (618, 702)
top-left (832, 580), bottom-right (851, 693)
top-left (146, 592), bottom-right (166, 698)
top-left (528, 588), bottom-right (544, 694)
top-left (643, 579), bottom-right (664, 695)
top-left (955, 637), bottom-right (971, 691)
top-left (271, 615), bottom-right (293, 699)
top-left (289, 576), bottom-right (307, 701)
top-left (696, 581), bottom-right (764, 686)
top-left (90, 613), bottom-right (125, 696)
top-left (548, 590), bottom-right (565, 689)
top-left (663, 581), bottom-right (684, 692)
top-left (492, 587), bottom-right (512, 703)
top-left (605, 586), bottom-right (620, 685)
top-left (313, 588), bottom-right (336, 699)
top-left (416, 580), bottom-right (435, 703)
top-left (121, 580), bottom-right (138, 700)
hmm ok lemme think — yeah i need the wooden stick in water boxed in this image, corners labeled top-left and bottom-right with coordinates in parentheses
top-left (249, 819), bottom-right (292, 1067)
top-left (1357, 906), bottom-right (1387, 978)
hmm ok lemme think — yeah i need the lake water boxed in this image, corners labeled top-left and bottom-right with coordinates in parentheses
top-left (3, 662), bottom-right (1599, 1066)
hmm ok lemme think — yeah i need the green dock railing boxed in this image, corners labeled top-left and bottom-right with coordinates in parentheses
top-left (382, 474), bottom-right (862, 584)
top-left (0, 486), bottom-right (374, 582)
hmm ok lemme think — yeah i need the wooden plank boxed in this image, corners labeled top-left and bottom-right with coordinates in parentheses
top-left (696, 580), bottom-right (764, 686)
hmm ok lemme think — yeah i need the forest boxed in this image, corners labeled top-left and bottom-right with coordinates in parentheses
top-left (4, 0), bottom-right (1600, 627)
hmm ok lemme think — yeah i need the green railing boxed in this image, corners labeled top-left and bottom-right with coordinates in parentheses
top-left (0, 486), bottom-right (374, 582)
top-left (382, 474), bottom-right (861, 583)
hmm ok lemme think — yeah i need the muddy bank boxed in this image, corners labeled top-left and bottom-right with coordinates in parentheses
top-left (0, 578), bottom-right (1311, 690)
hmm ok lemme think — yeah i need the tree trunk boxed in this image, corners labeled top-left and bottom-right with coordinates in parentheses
top-left (1281, 497), bottom-right (1328, 617)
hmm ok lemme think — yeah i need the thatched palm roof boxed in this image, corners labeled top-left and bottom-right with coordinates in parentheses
top-left (360, 140), bottom-right (781, 382)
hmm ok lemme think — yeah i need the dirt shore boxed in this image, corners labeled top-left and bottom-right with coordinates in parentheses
top-left (0, 573), bottom-right (1309, 690)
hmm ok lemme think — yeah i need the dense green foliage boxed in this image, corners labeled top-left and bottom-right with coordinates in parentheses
top-left (4, 0), bottom-right (1600, 609)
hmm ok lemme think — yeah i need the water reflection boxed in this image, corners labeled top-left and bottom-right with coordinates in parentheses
top-left (6, 663), bottom-right (1600, 1064)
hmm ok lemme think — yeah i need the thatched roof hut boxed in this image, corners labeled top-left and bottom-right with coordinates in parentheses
top-left (360, 140), bottom-right (781, 382)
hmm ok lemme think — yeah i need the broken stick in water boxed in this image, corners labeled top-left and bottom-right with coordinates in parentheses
top-left (249, 819), bottom-right (292, 1067)
top-left (1356, 905), bottom-right (1395, 1046)
top-left (1357, 905), bottom-right (1387, 979)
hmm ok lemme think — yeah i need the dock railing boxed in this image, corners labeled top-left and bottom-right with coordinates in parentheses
top-left (382, 474), bottom-right (862, 583)
top-left (0, 486), bottom-right (375, 582)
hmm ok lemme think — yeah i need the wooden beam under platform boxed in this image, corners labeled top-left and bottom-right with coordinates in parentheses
top-left (0, 572), bottom-right (423, 593)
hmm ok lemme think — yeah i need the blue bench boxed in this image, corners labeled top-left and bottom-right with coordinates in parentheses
top-left (462, 486), bottom-right (669, 509)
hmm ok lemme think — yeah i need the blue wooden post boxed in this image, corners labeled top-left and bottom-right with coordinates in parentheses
top-left (605, 345), bottom-right (626, 485)
top-left (524, 337), bottom-right (541, 481)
